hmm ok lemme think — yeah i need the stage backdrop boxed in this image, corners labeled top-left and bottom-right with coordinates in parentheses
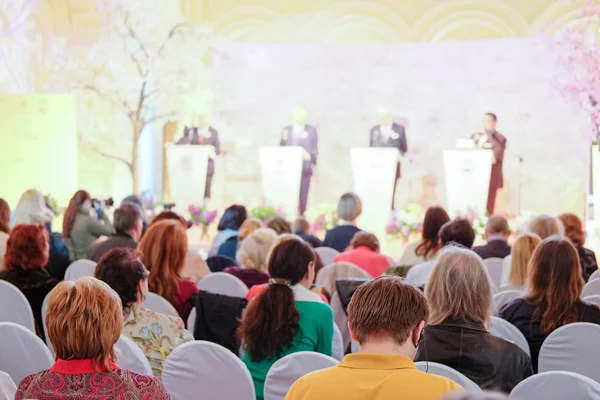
top-left (209, 37), bottom-right (590, 217)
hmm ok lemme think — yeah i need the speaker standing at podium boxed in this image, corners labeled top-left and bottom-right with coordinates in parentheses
top-left (176, 124), bottom-right (220, 199)
top-left (369, 108), bottom-right (408, 210)
top-left (280, 106), bottom-right (318, 215)
top-left (471, 112), bottom-right (507, 215)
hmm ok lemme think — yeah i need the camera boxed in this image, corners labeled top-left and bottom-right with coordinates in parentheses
top-left (92, 197), bottom-right (114, 209)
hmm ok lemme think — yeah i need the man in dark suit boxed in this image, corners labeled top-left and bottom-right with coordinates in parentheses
top-left (176, 116), bottom-right (220, 199)
top-left (473, 215), bottom-right (511, 260)
top-left (471, 112), bottom-right (507, 215)
top-left (280, 106), bottom-right (318, 215)
top-left (369, 108), bottom-right (408, 210)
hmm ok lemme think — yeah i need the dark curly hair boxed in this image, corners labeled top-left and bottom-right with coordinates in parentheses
top-left (95, 248), bottom-right (148, 310)
top-left (238, 236), bottom-right (315, 362)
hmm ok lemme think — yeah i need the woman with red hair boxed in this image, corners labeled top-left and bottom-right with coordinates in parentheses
top-left (0, 198), bottom-right (10, 271)
top-left (0, 224), bottom-right (58, 337)
top-left (559, 213), bottom-right (598, 282)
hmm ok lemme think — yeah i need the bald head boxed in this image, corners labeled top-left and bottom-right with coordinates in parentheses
top-left (485, 215), bottom-right (510, 239)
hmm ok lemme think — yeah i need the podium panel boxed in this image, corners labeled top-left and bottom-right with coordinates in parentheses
top-left (443, 149), bottom-right (493, 216)
top-left (259, 146), bottom-right (305, 218)
top-left (351, 148), bottom-right (399, 235)
top-left (167, 144), bottom-right (213, 210)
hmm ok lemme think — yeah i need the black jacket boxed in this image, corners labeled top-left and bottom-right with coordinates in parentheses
top-left (336, 278), bottom-right (369, 314)
top-left (192, 291), bottom-right (247, 356)
top-left (369, 123), bottom-right (408, 178)
top-left (322, 225), bottom-right (361, 253)
top-left (295, 231), bottom-right (322, 248)
top-left (472, 239), bottom-right (511, 260)
top-left (415, 318), bottom-right (533, 393)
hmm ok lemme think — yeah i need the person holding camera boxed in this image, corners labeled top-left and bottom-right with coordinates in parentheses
top-left (63, 190), bottom-right (114, 261)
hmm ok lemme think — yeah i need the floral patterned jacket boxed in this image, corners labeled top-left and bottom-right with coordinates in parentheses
top-left (122, 306), bottom-right (194, 379)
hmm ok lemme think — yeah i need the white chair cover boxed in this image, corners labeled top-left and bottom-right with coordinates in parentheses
top-left (0, 280), bottom-right (36, 333)
top-left (332, 324), bottom-right (344, 361)
top-left (264, 352), bottom-right (338, 400)
top-left (538, 322), bottom-right (600, 382)
top-left (583, 295), bottom-right (600, 309)
top-left (187, 308), bottom-right (197, 334)
top-left (114, 335), bottom-right (153, 376)
top-left (415, 362), bottom-right (481, 392)
top-left (582, 279), bottom-right (600, 299)
top-left (142, 292), bottom-right (179, 318)
top-left (483, 258), bottom-right (504, 289)
top-left (162, 341), bottom-right (255, 400)
top-left (197, 272), bottom-right (249, 298)
top-left (64, 259), bottom-right (97, 281)
top-left (488, 316), bottom-right (530, 356)
top-left (0, 322), bottom-right (53, 386)
top-left (500, 255), bottom-right (512, 285)
top-left (331, 291), bottom-right (350, 350)
top-left (314, 247), bottom-right (340, 267)
top-left (0, 372), bottom-right (16, 400)
top-left (41, 292), bottom-right (55, 356)
top-left (510, 371), bottom-right (600, 399)
top-left (589, 270), bottom-right (600, 282)
top-left (493, 289), bottom-right (524, 312)
top-left (315, 262), bottom-right (372, 296)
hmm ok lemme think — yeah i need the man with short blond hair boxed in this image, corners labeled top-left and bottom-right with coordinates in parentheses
top-left (285, 276), bottom-right (462, 400)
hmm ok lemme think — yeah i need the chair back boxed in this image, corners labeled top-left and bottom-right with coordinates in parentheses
top-left (483, 257), bottom-right (504, 289)
top-left (0, 281), bottom-right (35, 332)
top-left (64, 259), bottom-right (97, 281)
top-left (314, 247), bottom-right (340, 267)
top-left (315, 262), bottom-right (371, 295)
top-left (510, 371), bottom-right (600, 399)
top-left (589, 270), bottom-right (600, 282)
top-left (143, 293), bottom-right (179, 318)
top-left (162, 341), bottom-right (255, 400)
top-left (206, 255), bottom-right (238, 273)
top-left (0, 322), bottom-right (53, 385)
top-left (41, 292), bottom-right (55, 356)
top-left (0, 372), bottom-right (16, 400)
top-left (582, 279), bottom-right (600, 298)
top-left (330, 291), bottom-right (350, 350)
top-left (582, 295), bottom-right (600, 309)
top-left (197, 272), bottom-right (249, 298)
top-left (264, 352), bottom-right (338, 400)
top-left (493, 290), bottom-right (524, 312)
top-left (114, 335), bottom-right (153, 376)
top-left (332, 324), bottom-right (344, 361)
top-left (488, 316), bottom-right (530, 355)
top-left (500, 255), bottom-right (512, 286)
top-left (414, 362), bottom-right (481, 392)
top-left (538, 322), bottom-right (600, 382)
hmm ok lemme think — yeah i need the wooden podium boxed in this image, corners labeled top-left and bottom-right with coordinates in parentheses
top-left (351, 147), bottom-right (399, 234)
top-left (167, 144), bottom-right (215, 210)
top-left (443, 149), bottom-right (493, 216)
top-left (259, 146), bottom-right (306, 218)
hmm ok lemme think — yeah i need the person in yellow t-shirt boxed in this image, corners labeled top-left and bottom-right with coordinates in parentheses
top-left (285, 276), bottom-right (462, 400)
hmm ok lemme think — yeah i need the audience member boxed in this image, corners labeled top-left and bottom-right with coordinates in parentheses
top-left (334, 232), bottom-right (390, 277)
top-left (209, 204), bottom-right (247, 256)
top-left (0, 198), bottom-right (10, 271)
top-left (398, 206), bottom-right (450, 267)
top-left (407, 218), bottom-right (475, 287)
top-left (286, 276), bottom-right (461, 400)
top-left (293, 216), bottom-right (322, 248)
top-left (267, 216), bottom-right (292, 235)
top-left (499, 236), bottom-right (600, 371)
top-left (472, 215), bottom-right (511, 260)
top-left (559, 213), bottom-right (598, 282)
top-left (121, 194), bottom-right (148, 234)
top-left (415, 246), bottom-right (532, 392)
top-left (151, 211), bottom-right (210, 282)
top-left (0, 224), bottom-right (57, 338)
top-left (527, 215), bottom-right (563, 240)
top-left (15, 277), bottom-right (169, 399)
top-left (503, 232), bottom-right (541, 290)
top-left (138, 220), bottom-right (198, 321)
top-left (13, 189), bottom-right (70, 280)
top-left (95, 248), bottom-right (193, 378)
top-left (323, 193), bottom-right (363, 252)
top-left (238, 236), bottom-right (333, 400)
top-left (88, 203), bottom-right (143, 262)
top-left (224, 228), bottom-right (277, 288)
top-left (63, 190), bottom-right (113, 261)
top-left (219, 217), bottom-right (263, 259)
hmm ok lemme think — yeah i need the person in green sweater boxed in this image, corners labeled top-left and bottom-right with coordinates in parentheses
top-left (238, 235), bottom-right (334, 400)
top-left (62, 190), bottom-right (114, 261)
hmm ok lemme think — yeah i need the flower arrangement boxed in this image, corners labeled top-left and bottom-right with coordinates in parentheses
top-left (188, 204), bottom-right (218, 228)
top-left (305, 203), bottom-right (339, 233)
top-left (386, 203), bottom-right (424, 242)
top-left (250, 204), bottom-right (285, 224)
top-left (140, 192), bottom-right (164, 222)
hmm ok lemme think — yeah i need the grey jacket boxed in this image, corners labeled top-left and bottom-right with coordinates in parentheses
top-left (65, 211), bottom-right (113, 261)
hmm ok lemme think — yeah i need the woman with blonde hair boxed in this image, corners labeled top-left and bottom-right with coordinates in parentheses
top-left (500, 237), bottom-right (600, 371)
top-left (15, 277), bottom-right (169, 399)
top-left (527, 215), bottom-right (563, 240)
top-left (323, 192), bottom-right (363, 252)
top-left (224, 228), bottom-right (277, 288)
top-left (559, 213), bottom-right (598, 282)
top-left (138, 219), bottom-right (198, 321)
top-left (505, 232), bottom-right (541, 290)
top-left (415, 246), bottom-right (532, 392)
